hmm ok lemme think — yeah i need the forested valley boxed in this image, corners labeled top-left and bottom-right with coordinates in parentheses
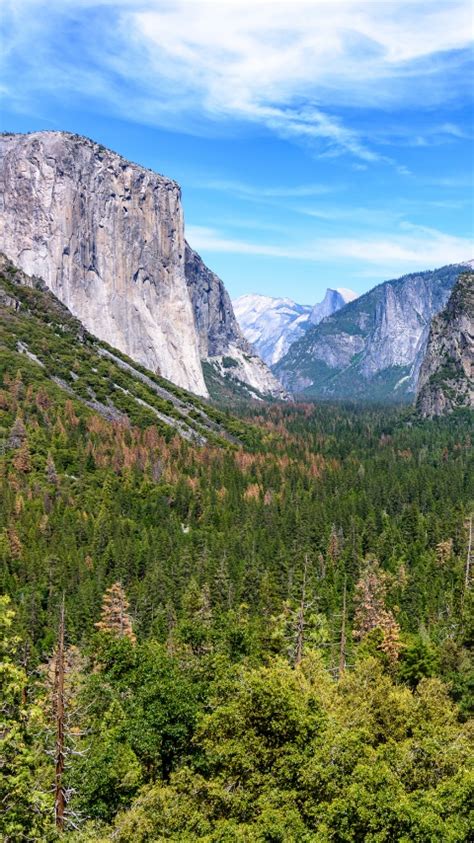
top-left (1, 349), bottom-right (473, 841)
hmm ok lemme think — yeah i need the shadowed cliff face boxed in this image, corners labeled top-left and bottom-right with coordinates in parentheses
top-left (185, 243), bottom-right (289, 401)
top-left (0, 131), bottom-right (208, 395)
top-left (185, 242), bottom-right (243, 358)
top-left (417, 273), bottom-right (474, 416)
top-left (274, 264), bottom-right (466, 402)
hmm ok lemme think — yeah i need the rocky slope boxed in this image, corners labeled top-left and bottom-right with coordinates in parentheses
top-left (0, 131), bottom-right (284, 402)
top-left (416, 272), bottom-right (473, 416)
top-left (185, 245), bottom-right (288, 400)
top-left (274, 264), bottom-right (467, 401)
top-left (233, 287), bottom-right (356, 366)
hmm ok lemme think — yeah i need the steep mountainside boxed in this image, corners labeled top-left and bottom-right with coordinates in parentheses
top-left (185, 245), bottom-right (288, 401)
top-left (0, 254), bottom-right (262, 448)
top-left (0, 131), bottom-right (206, 395)
top-left (417, 272), bottom-right (473, 416)
top-left (274, 264), bottom-right (467, 401)
top-left (233, 287), bottom-right (356, 366)
top-left (0, 131), bottom-right (284, 402)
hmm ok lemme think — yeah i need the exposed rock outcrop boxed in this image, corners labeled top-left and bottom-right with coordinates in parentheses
top-left (0, 131), bottom-right (286, 402)
top-left (0, 252), bottom-right (253, 445)
top-left (309, 287), bottom-right (357, 325)
top-left (233, 294), bottom-right (312, 366)
top-left (416, 273), bottom-right (473, 416)
top-left (233, 288), bottom-right (357, 367)
top-left (0, 131), bottom-right (207, 395)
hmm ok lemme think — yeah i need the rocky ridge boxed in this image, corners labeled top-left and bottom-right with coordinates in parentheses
top-left (185, 245), bottom-right (288, 400)
top-left (233, 287), bottom-right (356, 366)
top-left (274, 264), bottom-right (467, 401)
top-left (416, 272), bottom-right (473, 416)
top-left (0, 253), bottom-right (261, 446)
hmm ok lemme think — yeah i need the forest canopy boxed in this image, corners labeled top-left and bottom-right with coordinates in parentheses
top-left (1, 356), bottom-right (473, 841)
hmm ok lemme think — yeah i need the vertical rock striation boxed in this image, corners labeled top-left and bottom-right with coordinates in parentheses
top-left (0, 131), bottom-right (286, 401)
top-left (274, 264), bottom-right (467, 401)
top-left (185, 244), bottom-right (289, 400)
top-left (416, 273), bottom-right (473, 416)
top-left (233, 288), bottom-right (357, 367)
top-left (0, 131), bottom-right (207, 395)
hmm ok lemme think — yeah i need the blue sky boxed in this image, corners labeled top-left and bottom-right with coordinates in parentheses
top-left (1, 0), bottom-right (473, 303)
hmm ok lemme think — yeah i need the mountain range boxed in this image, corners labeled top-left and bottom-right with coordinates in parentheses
top-left (233, 287), bottom-right (357, 366)
top-left (0, 130), bottom-right (471, 412)
top-left (274, 263), bottom-right (470, 402)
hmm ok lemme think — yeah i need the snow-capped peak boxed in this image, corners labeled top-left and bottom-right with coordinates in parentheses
top-left (233, 295), bottom-right (312, 366)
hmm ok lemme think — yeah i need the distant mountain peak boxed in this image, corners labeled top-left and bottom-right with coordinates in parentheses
top-left (310, 287), bottom-right (358, 325)
top-left (233, 286), bottom-right (357, 366)
top-left (274, 264), bottom-right (468, 402)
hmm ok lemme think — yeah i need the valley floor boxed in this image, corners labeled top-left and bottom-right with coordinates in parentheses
top-left (1, 369), bottom-right (473, 840)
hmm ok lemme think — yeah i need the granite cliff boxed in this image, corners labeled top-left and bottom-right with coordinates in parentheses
top-left (416, 272), bottom-right (473, 416)
top-left (309, 287), bottom-right (357, 325)
top-left (0, 131), bottom-right (284, 401)
top-left (185, 244), bottom-right (287, 400)
top-left (0, 253), bottom-right (260, 446)
top-left (274, 264), bottom-right (467, 402)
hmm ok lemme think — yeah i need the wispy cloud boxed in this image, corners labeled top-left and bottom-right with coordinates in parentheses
top-left (1, 1), bottom-right (473, 164)
top-left (193, 179), bottom-right (337, 200)
top-left (187, 222), bottom-right (472, 271)
top-left (425, 176), bottom-right (474, 189)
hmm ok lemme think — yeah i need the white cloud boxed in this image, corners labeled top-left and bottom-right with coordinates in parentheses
top-left (2, 0), bottom-right (472, 162)
top-left (187, 222), bottom-right (472, 271)
top-left (193, 179), bottom-right (337, 199)
top-left (186, 225), bottom-right (294, 258)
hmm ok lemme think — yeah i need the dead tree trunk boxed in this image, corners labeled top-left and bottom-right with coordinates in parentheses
top-left (338, 577), bottom-right (347, 679)
top-left (465, 515), bottom-right (472, 592)
top-left (294, 555), bottom-right (308, 667)
top-left (54, 594), bottom-right (66, 831)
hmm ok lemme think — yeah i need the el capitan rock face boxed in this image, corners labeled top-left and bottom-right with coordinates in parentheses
top-left (416, 272), bottom-right (474, 416)
top-left (0, 131), bottom-right (207, 396)
top-left (0, 131), bottom-right (286, 401)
